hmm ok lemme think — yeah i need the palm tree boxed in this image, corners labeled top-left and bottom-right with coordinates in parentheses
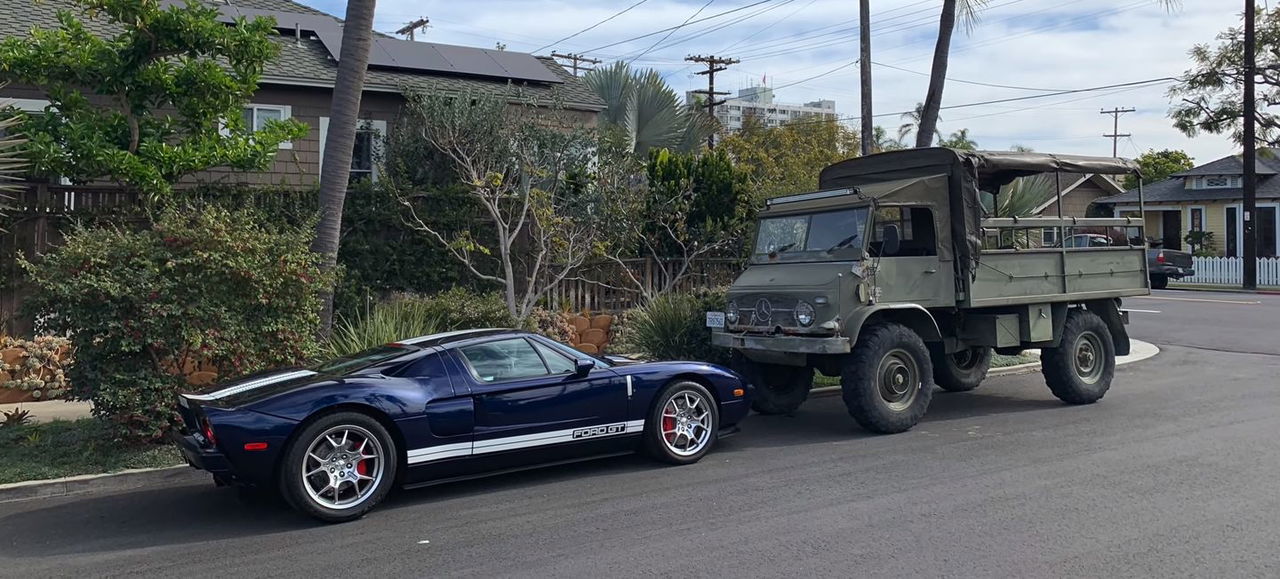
top-left (584, 62), bottom-right (717, 155)
top-left (916, 0), bottom-right (985, 148)
top-left (312, 0), bottom-right (378, 334)
top-left (989, 174), bottom-right (1055, 218)
top-left (938, 127), bottom-right (977, 150)
top-left (899, 102), bottom-right (942, 146)
top-left (0, 100), bottom-right (26, 197)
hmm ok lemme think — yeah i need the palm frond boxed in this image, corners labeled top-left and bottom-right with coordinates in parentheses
top-left (957, 0), bottom-right (990, 34)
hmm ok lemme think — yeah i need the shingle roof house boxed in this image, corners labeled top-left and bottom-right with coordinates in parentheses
top-left (1095, 149), bottom-right (1280, 257)
top-left (0, 0), bottom-right (605, 188)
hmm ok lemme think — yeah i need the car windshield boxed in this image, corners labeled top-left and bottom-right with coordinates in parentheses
top-left (752, 207), bottom-right (870, 263)
top-left (311, 344), bottom-right (412, 375)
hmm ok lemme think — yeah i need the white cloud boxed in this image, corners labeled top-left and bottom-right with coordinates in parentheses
top-left (301, 0), bottom-right (1243, 163)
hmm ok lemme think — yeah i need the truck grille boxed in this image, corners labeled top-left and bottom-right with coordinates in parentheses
top-left (734, 295), bottom-right (797, 328)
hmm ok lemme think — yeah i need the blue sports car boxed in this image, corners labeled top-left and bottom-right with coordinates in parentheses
top-left (174, 329), bottom-right (750, 523)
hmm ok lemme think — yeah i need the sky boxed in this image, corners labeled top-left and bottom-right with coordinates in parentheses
top-left (299, 0), bottom-right (1241, 164)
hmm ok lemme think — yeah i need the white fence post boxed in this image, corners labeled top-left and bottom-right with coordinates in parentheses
top-left (1184, 256), bottom-right (1280, 287)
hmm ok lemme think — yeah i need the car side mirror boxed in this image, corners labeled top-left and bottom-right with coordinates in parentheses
top-left (574, 359), bottom-right (595, 377)
top-left (881, 224), bottom-right (901, 256)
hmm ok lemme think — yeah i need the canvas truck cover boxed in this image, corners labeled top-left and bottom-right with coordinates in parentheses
top-left (817, 148), bottom-right (1141, 281)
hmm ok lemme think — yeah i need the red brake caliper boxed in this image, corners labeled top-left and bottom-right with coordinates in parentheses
top-left (663, 414), bottom-right (676, 441)
top-left (355, 439), bottom-right (370, 476)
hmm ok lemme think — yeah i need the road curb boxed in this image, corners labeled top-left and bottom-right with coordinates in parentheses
top-left (1168, 284), bottom-right (1280, 296)
top-left (810, 339), bottom-right (1158, 398)
top-left (0, 465), bottom-right (199, 504)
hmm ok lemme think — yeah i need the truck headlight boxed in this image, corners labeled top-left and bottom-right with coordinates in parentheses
top-left (726, 301), bottom-right (739, 324)
top-left (795, 301), bottom-right (815, 327)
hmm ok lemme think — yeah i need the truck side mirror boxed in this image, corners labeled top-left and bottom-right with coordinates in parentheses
top-left (881, 224), bottom-right (901, 256)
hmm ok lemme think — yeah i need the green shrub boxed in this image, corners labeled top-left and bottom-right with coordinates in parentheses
top-left (327, 298), bottom-right (444, 357)
top-left (23, 208), bottom-right (332, 441)
top-left (617, 288), bottom-right (728, 365)
top-left (411, 287), bottom-right (516, 330)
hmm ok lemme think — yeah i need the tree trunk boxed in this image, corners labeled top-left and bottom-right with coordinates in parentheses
top-left (916, 0), bottom-right (956, 149)
top-left (311, 0), bottom-right (378, 335)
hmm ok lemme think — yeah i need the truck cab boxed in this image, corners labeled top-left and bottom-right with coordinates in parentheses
top-left (712, 148), bottom-right (1151, 433)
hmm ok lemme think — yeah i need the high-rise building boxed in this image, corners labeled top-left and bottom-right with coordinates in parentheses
top-left (687, 85), bottom-right (838, 132)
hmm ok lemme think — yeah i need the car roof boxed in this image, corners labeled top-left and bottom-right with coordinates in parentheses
top-left (395, 328), bottom-right (521, 349)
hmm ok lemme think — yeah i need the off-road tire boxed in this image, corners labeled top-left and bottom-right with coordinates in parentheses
top-left (841, 323), bottom-right (935, 434)
top-left (280, 412), bottom-right (398, 524)
top-left (928, 344), bottom-right (992, 392)
top-left (1041, 309), bottom-right (1116, 405)
top-left (644, 381), bottom-right (719, 465)
top-left (731, 351), bottom-right (813, 415)
top-left (1150, 274), bottom-right (1169, 290)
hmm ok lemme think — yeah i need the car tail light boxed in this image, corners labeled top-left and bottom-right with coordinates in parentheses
top-left (200, 416), bottom-right (217, 447)
top-left (1156, 251), bottom-right (1166, 263)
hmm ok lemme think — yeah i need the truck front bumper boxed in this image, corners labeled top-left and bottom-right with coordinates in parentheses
top-left (712, 330), bottom-right (851, 354)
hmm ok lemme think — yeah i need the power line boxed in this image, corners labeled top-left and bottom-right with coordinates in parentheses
top-left (627, 0), bottom-right (718, 65)
top-left (532, 0), bottom-right (651, 54)
top-left (1100, 107), bottom-right (1136, 157)
top-left (584, 0), bottom-right (777, 53)
top-left (687, 54), bottom-right (740, 148)
top-left (551, 52), bottom-right (603, 76)
top-left (871, 61), bottom-right (1068, 92)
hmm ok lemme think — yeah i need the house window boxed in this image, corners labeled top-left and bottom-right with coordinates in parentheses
top-left (1198, 176), bottom-right (1240, 189)
top-left (241, 104), bottom-right (293, 150)
top-left (1227, 206), bottom-right (1239, 258)
top-left (1261, 206), bottom-right (1278, 258)
top-left (1189, 207), bottom-right (1204, 231)
top-left (1042, 228), bottom-right (1059, 246)
top-left (318, 117), bottom-right (387, 184)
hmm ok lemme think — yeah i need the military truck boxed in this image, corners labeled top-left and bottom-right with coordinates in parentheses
top-left (711, 148), bottom-right (1151, 434)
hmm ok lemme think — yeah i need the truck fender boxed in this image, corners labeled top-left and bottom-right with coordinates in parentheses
top-left (1083, 299), bottom-right (1131, 356)
top-left (846, 304), bottom-right (943, 344)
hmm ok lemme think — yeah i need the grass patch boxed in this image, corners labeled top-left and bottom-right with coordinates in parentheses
top-left (0, 419), bottom-right (181, 485)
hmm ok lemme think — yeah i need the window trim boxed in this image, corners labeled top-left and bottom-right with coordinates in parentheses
top-left (1225, 202), bottom-right (1280, 257)
top-left (240, 103), bottom-right (294, 150)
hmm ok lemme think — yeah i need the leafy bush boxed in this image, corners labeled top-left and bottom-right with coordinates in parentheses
top-left (616, 289), bottom-right (728, 365)
top-left (23, 208), bottom-right (332, 441)
top-left (411, 287), bottom-right (516, 331)
top-left (1, 336), bottom-right (73, 400)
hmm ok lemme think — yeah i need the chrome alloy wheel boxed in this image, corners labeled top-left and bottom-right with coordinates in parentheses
top-left (1073, 330), bottom-right (1105, 384)
top-left (877, 348), bottom-right (921, 412)
top-left (661, 391), bottom-right (713, 457)
top-left (302, 425), bottom-right (386, 510)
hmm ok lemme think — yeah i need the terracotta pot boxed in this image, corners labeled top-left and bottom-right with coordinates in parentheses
top-left (0, 388), bottom-right (36, 405)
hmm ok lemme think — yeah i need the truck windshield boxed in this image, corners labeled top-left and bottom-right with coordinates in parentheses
top-left (752, 207), bottom-right (870, 263)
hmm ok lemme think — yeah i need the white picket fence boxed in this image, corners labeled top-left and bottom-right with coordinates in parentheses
top-left (1180, 257), bottom-right (1280, 287)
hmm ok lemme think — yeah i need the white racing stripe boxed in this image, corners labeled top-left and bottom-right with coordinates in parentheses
top-left (405, 420), bottom-right (646, 465)
top-left (184, 370), bottom-right (318, 401)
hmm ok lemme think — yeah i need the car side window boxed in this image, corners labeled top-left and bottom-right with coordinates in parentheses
top-left (532, 340), bottom-right (578, 375)
top-left (459, 338), bottom-right (549, 383)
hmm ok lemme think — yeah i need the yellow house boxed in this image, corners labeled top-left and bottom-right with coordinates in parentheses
top-left (1095, 150), bottom-right (1280, 258)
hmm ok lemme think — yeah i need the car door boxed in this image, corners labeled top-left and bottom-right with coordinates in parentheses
top-left (453, 337), bottom-right (628, 462)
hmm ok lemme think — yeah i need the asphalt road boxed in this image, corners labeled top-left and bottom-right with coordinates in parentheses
top-left (3, 289), bottom-right (1279, 578)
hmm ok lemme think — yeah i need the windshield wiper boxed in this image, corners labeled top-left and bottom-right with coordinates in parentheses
top-left (768, 242), bottom-right (797, 257)
top-left (823, 233), bottom-right (860, 254)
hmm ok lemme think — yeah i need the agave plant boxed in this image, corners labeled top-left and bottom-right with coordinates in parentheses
top-left (985, 173), bottom-right (1057, 218)
top-left (584, 62), bottom-right (718, 155)
top-left (326, 298), bottom-right (444, 358)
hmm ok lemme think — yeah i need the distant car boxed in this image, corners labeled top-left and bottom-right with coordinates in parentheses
top-left (174, 329), bottom-right (750, 523)
top-left (1054, 234), bottom-right (1193, 289)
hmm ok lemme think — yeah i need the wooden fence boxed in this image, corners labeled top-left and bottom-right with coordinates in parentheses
top-left (546, 257), bottom-right (744, 313)
top-left (1181, 257), bottom-right (1280, 287)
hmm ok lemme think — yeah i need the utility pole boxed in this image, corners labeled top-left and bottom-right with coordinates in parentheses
top-left (1100, 107), bottom-right (1135, 158)
top-left (686, 54), bottom-right (739, 149)
top-left (859, 0), bottom-right (873, 156)
top-left (1244, 0), bottom-right (1258, 289)
top-left (395, 17), bottom-right (430, 41)
top-left (550, 52), bottom-right (602, 76)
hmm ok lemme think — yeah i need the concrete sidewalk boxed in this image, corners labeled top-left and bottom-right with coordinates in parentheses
top-left (0, 400), bottom-right (93, 423)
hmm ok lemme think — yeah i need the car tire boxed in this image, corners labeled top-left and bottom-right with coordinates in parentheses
top-left (644, 381), bottom-right (719, 465)
top-left (1150, 274), bottom-right (1169, 289)
top-left (841, 323), bottom-right (934, 434)
top-left (1041, 309), bottom-right (1115, 405)
top-left (928, 344), bottom-right (992, 392)
top-left (731, 351), bottom-right (813, 415)
top-left (279, 411), bottom-right (398, 523)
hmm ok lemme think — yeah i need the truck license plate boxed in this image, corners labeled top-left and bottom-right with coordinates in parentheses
top-left (705, 312), bottom-right (726, 328)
